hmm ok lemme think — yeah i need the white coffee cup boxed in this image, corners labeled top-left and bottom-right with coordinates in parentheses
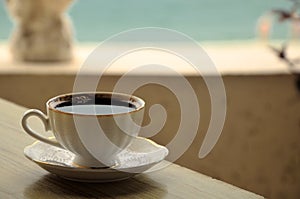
top-left (21, 92), bottom-right (145, 167)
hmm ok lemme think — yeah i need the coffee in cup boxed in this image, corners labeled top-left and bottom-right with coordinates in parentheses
top-left (21, 92), bottom-right (145, 167)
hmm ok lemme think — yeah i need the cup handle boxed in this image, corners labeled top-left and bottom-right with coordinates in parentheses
top-left (21, 109), bottom-right (61, 148)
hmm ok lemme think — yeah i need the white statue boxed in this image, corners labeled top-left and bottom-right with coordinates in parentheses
top-left (6, 0), bottom-right (73, 62)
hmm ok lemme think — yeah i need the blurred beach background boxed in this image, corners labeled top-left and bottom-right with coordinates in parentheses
top-left (0, 0), bottom-right (291, 42)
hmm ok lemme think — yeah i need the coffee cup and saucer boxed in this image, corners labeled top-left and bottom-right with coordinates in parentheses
top-left (21, 92), bottom-right (168, 182)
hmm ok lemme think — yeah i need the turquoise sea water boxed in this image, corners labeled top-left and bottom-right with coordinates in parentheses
top-left (0, 0), bottom-right (291, 42)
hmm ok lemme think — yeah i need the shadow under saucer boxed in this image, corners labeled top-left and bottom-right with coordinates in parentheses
top-left (23, 174), bottom-right (167, 198)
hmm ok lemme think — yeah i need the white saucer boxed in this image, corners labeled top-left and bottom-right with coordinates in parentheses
top-left (24, 137), bottom-right (168, 182)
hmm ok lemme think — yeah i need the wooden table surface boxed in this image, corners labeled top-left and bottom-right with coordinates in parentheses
top-left (0, 98), bottom-right (264, 199)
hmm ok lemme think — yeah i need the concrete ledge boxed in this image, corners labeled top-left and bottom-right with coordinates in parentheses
top-left (1, 41), bottom-right (298, 76)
